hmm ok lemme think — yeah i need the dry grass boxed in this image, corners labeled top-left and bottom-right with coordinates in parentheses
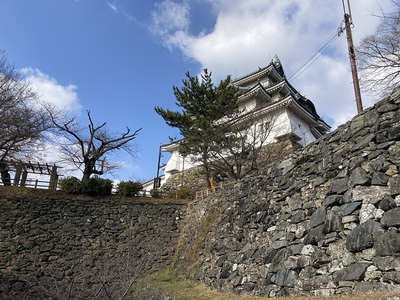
top-left (133, 269), bottom-right (400, 300)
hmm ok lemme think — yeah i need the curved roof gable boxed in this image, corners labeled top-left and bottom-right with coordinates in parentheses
top-left (233, 65), bottom-right (274, 87)
top-left (233, 60), bottom-right (330, 134)
top-left (265, 80), bottom-right (290, 96)
top-left (238, 83), bottom-right (271, 103)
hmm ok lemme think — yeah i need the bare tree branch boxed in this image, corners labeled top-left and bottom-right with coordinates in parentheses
top-left (0, 50), bottom-right (52, 184)
top-left (357, 2), bottom-right (400, 97)
top-left (49, 109), bottom-right (142, 180)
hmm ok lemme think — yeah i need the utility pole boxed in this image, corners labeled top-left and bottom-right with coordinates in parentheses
top-left (343, 0), bottom-right (363, 113)
top-left (154, 144), bottom-right (162, 189)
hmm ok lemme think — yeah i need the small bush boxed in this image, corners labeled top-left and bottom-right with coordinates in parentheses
top-left (117, 180), bottom-right (143, 197)
top-left (81, 176), bottom-right (113, 196)
top-left (59, 177), bottom-right (82, 194)
top-left (150, 189), bottom-right (161, 198)
top-left (176, 187), bottom-right (194, 200)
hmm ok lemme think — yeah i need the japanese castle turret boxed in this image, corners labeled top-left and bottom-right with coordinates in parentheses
top-left (152, 58), bottom-right (330, 190)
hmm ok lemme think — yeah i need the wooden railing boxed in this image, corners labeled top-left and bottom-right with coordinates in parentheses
top-left (195, 181), bottom-right (237, 201)
top-left (0, 178), bottom-right (60, 190)
top-left (1, 161), bottom-right (62, 190)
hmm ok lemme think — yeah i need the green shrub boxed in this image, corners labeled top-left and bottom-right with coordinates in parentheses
top-left (150, 189), bottom-right (161, 198)
top-left (176, 187), bottom-right (194, 200)
top-left (59, 176), bottom-right (82, 194)
top-left (166, 191), bottom-right (176, 199)
top-left (81, 176), bottom-right (113, 196)
top-left (117, 180), bottom-right (143, 197)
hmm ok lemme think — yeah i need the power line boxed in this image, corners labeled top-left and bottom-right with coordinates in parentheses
top-left (287, 23), bottom-right (344, 82)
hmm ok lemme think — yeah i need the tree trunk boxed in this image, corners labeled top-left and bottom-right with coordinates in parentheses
top-left (0, 161), bottom-right (11, 186)
top-left (81, 172), bottom-right (91, 181)
top-left (201, 150), bottom-right (212, 189)
top-left (82, 159), bottom-right (95, 181)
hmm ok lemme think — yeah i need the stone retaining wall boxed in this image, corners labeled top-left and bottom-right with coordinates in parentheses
top-left (177, 88), bottom-right (400, 297)
top-left (0, 196), bottom-right (184, 299)
top-left (1, 88), bottom-right (400, 298)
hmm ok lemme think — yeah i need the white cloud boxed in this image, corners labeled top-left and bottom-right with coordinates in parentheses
top-left (150, 0), bottom-right (395, 129)
top-left (151, 0), bottom-right (190, 48)
top-left (18, 69), bottom-right (83, 177)
top-left (21, 68), bottom-right (82, 115)
top-left (107, 1), bottom-right (118, 13)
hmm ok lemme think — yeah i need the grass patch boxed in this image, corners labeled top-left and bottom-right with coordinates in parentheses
top-left (131, 269), bottom-right (259, 300)
top-left (172, 203), bottom-right (221, 278)
top-left (132, 269), bottom-right (400, 300)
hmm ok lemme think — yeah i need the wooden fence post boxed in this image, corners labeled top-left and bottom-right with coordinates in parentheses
top-left (13, 163), bottom-right (23, 186)
top-left (49, 165), bottom-right (58, 190)
top-left (20, 171), bottom-right (28, 187)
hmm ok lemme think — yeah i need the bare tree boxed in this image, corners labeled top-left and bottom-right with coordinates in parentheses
top-left (357, 1), bottom-right (400, 97)
top-left (50, 110), bottom-right (142, 180)
top-left (207, 114), bottom-right (288, 181)
top-left (0, 51), bottom-right (51, 184)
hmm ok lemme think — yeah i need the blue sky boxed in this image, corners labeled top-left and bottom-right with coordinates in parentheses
top-left (0, 0), bottom-right (395, 183)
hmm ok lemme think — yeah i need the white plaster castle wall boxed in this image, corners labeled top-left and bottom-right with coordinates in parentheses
top-left (287, 110), bottom-right (317, 146)
top-left (164, 151), bottom-right (198, 182)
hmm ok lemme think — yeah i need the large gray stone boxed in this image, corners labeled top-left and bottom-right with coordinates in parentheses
top-left (220, 265), bottom-right (232, 279)
top-left (364, 109), bottom-right (380, 127)
top-left (346, 220), bottom-right (384, 252)
top-left (340, 202), bottom-right (362, 216)
top-left (297, 255), bottom-right (312, 268)
top-left (291, 210), bottom-right (306, 224)
top-left (372, 256), bottom-right (399, 271)
top-left (353, 281), bottom-right (400, 294)
top-left (387, 124), bottom-right (400, 140)
top-left (371, 172), bottom-right (390, 185)
top-left (302, 275), bottom-right (332, 291)
top-left (359, 203), bottom-right (377, 223)
top-left (388, 143), bottom-right (400, 164)
top-left (324, 195), bottom-right (343, 207)
top-left (266, 248), bottom-right (289, 265)
top-left (310, 206), bottom-right (326, 228)
top-left (273, 269), bottom-right (298, 287)
top-left (377, 141), bottom-right (396, 150)
top-left (324, 208), bottom-right (343, 233)
top-left (333, 262), bottom-right (370, 283)
top-left (377, 102), bottom-right (398, 113)
top-left (304, 225), bottom-right (325, 245)
top-left (352, 185), bottom-right (389, 204)
top-left (351, 133), bottom-right (375, 152)
top-left (272, 240), bottom-right (288, 250)
top-left (286, 194), bottom-right (302, 211)
top-left (350, 114), bottom-right (365, 130)
top-left (348, 167), bottom-right (370, 187)
top-left (330, 178), bottom-right (349, 195)
top-left (369, 154), bottom-right (390, 172)
top-left (379, 195), bottom-right (397, 211)
top-left (374, 230), bottom-right (400, 256)
top-left (382, 271), bottom-right (400, 284)
top-left (388, 176), bottom-right (400, 195)
top-left (280, 158), bottom-right (295, 176)
top-left (242, 282), bottom-right (256, 292)
top-left (381, 207), bottom-right (400, 228)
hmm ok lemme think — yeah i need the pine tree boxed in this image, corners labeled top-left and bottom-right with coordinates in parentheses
top-left (155, 69), bottom-right (239, 187)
